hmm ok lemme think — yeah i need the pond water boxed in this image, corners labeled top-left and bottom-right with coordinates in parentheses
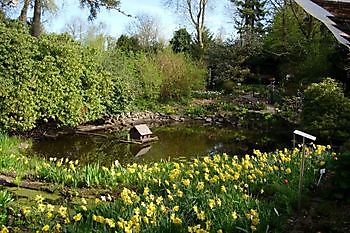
top-left (31, 122), bottom-right (292, 165)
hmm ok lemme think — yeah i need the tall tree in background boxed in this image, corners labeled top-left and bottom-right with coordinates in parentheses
top-left (230, 0), bottom-right (267, 45)
top-left (19, 0), bottom-right (30, 22)
top-left (165, 0), bottom-right (209, 51)
top-left (127, 13), bottom-right (163, 51)
top-left (262, 1), bottom-right (344, 83)
top-left (19, 0), bottom-right (121, 37)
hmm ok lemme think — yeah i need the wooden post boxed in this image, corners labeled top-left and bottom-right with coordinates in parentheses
top-left (293, 134), bottom-right (296, 148)
top-left (293, 130), bottom-right (316, 213)
top-left (298, 137), bottom-right (306, 212)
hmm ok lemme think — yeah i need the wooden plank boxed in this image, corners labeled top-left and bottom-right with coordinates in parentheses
top-left (293, 130), bottom-right (316, 141)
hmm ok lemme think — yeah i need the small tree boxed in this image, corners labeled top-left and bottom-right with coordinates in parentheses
top-left (170, 28), bottom-right (192, 54)
top-left (116, 34), bottom-right (140, 52)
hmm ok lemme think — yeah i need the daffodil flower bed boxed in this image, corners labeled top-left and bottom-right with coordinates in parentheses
top-left (0, 134), bottom-right (333, 232)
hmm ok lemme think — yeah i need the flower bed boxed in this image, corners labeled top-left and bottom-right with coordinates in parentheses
top-left (0, 134), bottom-right (333, 232)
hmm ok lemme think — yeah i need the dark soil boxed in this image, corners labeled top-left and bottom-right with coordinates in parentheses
top-left (286, 178), bottom-right (350, 233)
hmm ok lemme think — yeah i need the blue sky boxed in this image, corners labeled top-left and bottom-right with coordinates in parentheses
top-left (45, 0), bottom-right (234, 40)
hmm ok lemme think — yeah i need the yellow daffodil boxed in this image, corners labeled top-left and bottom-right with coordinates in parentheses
top-left (170, 213), bottom-right (182, 224)
top-left (42, 225), bottom-right (49, 232)
top-left (73, 213), bottom-right (82, 222)
top-left (0, 226), bottom-right (9, 233)
top-left (197, 210), bottom-right (205, 220)
top-left (55, 223), bottom-right (61, 232)
top-left (221, 185), bottom-right (227, 193)
top-left (196, 182), bottom-right (204, 191)
top-left (173, 205), bottom-right (179, 212)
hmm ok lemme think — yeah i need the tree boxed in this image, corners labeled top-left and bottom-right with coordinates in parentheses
top-left (170, 28), bottom-right (192, 53)
top-left (63, 16), bottom-right (88, 40)
top-left (230, 0), bottom-right (267, 46)
top-left (165, 0), bottom-right (210, 50)
top-left (116, 34), bottom-right (140, 52)
top-left (23, 0), bottom-right (121, 37)
top-left (127, 13), bottom-right (163, 50)
top-left (31, 0), bottom-right (41, 37)
top-left (19, 0), bottom-right (30, 22)
top-left (63, 16), bottom-right (109, 51)
top-left (80, 0), bottom-right (122, 20)
top-left (207, 39), bottom-right (255, 89)
top-left (262, 1), bottom-right (341, 83)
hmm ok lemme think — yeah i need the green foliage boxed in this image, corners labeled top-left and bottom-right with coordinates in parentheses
top-left (302, 78), bottom-right (350, 139)
top-left (207, 40), bottom-right (255, 89)
top-left (327, 152), bottom-right (350, 201)
top-left (0, 22), bottom-right (112, 131)
top-left (0, 18), bottom-right (207, 132)
top-left (101, 48), bottom-right (140, 113)
top-left (101, 47), bottom-right (205, 112)
top-left (277, 96), bottom-right (302, 123)
top-left (0, 189), bottom-right (13, 226)
top-left (157, 49), bottom-right (206, 101)
top-left (232, 0), bottom-right (267, 35)
top-left (116, 34), bottom-right (141, 52)
top-left (0, 21), bottom-right (39, 130)
top-left (169, 28), bottom-right (192, 54)
top-left (135, 53), bottom-right (163, 100)
top-left (263, 3), bottom-right (341, 84)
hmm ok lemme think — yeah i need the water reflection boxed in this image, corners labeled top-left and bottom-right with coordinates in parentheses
top-left (31, 122), bottom-right (290, 165)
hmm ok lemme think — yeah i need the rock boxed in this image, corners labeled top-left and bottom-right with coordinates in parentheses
top-left (18, 143), bottom-right (30, 150)
top-left (205, 117), bottom-right (213, 123)
top-left (170, 115), bottom-right (181, 121)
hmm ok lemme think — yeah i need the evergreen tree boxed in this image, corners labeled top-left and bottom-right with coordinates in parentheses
top-left (170, 28), bottom-right (192, 54)
top-left (231, 0), bottom-right (267, 36)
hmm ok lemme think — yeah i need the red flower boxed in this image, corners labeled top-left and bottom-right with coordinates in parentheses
top-left (283, 179), bottom-right (289, 185)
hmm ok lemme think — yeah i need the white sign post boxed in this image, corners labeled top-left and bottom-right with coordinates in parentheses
top-left (293, 130), bottom-right (316, 212)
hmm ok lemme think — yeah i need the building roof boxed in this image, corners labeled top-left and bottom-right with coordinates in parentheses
top-left (295, 0), bottom-right (350, 48)
top-left (133, 124), bottom-right (152, 136)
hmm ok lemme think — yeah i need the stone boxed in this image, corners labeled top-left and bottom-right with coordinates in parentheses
top-left (205, 117), bottom-right (213, 123)
top-left (170, 115), bottom-right (180, 121)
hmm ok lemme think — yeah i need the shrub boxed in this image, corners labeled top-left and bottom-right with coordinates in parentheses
top-left (327, 152), bottom-right (350, 200)
top-left (157, 49), bottom-right (206, 101)
top-left (0, 22), bottom-right (112, 131)
top-left (277, 96), bottom-right (302, 123)
top-left (302, 78), bottom-right (350, 140)
top-left (101, 49), bottom-right (139, 114)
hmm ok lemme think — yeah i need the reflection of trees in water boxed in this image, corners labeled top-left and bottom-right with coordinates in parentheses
top-left (32, 123), bottom-right (290, 165)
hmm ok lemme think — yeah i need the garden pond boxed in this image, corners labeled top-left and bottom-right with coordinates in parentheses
top-left (31, 122), bottom-right (292, 165)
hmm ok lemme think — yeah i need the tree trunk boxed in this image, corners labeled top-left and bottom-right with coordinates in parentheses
top-left (19, 0), bottom-right (30, 22)
top-left (31, 0), bottom-right (41, 37)
top-left (197, 27), bottom-right (204, 49)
